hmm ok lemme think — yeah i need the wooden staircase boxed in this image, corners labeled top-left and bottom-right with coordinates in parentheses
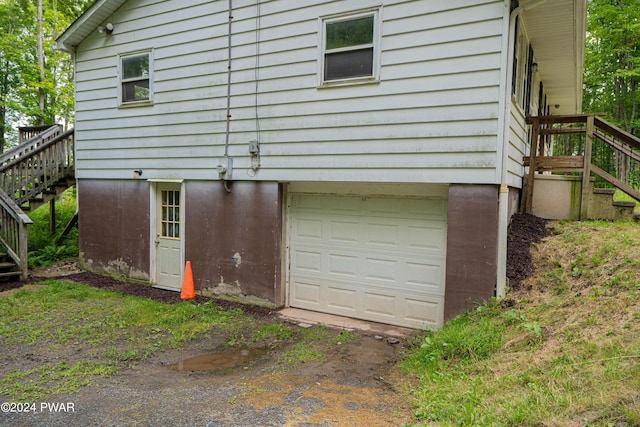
top-left (0, 125), bottom-right (75, 280)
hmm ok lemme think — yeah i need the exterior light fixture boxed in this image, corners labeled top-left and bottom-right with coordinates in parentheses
top-left (99, 23), bottom-right (114, 35)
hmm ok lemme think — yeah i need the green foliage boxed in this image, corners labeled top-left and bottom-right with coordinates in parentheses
top-left (581, 1), bottom-right (640, 189)
top-left (584, 0), bottom-right (640, 133)
top-left (27, 189), bottom-right (78, 267)
top-left (1, 0), bottom-right (93, 149)
top-left (326, 15), bottom-right (374, 50)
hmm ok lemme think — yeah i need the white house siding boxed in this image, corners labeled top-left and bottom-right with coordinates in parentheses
top-left (507, 98), bottom-right (527, 188)
top-left (73, 0), bottom-right (507, 184)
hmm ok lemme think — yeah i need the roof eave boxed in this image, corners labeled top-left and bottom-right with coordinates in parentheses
top-left (55, 0), bottom-right (127, 53)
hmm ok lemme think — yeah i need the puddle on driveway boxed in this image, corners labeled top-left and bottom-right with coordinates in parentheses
top-left (170, 347), bottom-right (268, 372)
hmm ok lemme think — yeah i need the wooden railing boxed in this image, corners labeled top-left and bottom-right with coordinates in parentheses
top-left (0, 128), bottom-right (74, 206)
top-left (0, 191), bottom-right (33, 279)
top-left (6, 125), bottom-right (63, 165)
top-left (18, 124), bottom-right (61, 144)
top-left (525, 114), bottom-right (640, 220)
top-left (0, 125), bottom-right (74, 279)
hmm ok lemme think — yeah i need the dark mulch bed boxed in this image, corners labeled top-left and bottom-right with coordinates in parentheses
top-left (506, 213), bottom-right (548, 290)
top-left (64, 272), bottom-right (275, 317)
top-left (0, 271), bottom-right (273, 318)
top-left (64, 272), bottom-right (208, 304)
top-left (1, 213), bottom-right (548, 305)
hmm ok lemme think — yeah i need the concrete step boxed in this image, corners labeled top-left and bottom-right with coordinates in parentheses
top-left (590, 187), bottom-right (637, 220)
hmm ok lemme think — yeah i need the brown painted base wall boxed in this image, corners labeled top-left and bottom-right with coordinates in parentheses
top-left (444, 184), bottom-right (499, 320)
top-left (77, 179), bottom-right (283, 306)
top-left (79, 179), bottom-right (502, 324)
top-left (78, 179), bottom-right (151, 279)
top-left (184, 181), bottom-right (283, 305)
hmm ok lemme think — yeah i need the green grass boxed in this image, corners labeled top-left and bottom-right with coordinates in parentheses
top-left (278, 324), bottom-right (354, 368)
top-left (0, 280), bottom-right (245, 401)
top-left (282, 342), bottom-right (324, 366)
top-left (402, 220), bottom-right (640, 426)
top-left (251, 323), bottom-right (295, 343)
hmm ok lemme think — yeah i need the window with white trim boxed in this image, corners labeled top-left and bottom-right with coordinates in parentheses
top-left (319, 8), bottom-right (381, 85)
top-left (119, 51), bottom-right (153, 106)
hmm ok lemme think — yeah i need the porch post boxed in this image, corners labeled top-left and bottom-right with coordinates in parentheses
top-left (525, 116), bottom-right (540, 214)
top-left (580, 115), bottom-right (594, 220)
top-left (49, 198), bottom-right (56, 235)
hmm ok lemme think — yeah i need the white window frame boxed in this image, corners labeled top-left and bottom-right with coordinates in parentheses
top-left (118, 49), bottom-right (154, 107)
top-left (318, 6), bottom-right (382, 87)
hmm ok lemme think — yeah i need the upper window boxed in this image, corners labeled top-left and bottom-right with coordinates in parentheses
top-left (319, 7), bottom-right (381, 86)
top-left (119, 51), bottom-right (153, 106)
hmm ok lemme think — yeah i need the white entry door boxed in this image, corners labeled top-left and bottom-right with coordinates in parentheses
top-left (155, 184), bottom-right (182, 290)
top-left (288, 193), bottom-right (447, 329)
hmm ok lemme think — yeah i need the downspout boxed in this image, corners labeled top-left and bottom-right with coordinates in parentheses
top-left (218, 0), bottom-right (234, 192)
top-left (496, 0), bottom-right (547, 298)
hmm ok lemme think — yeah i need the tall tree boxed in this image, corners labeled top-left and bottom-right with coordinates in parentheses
top-left (0, 0), bottom-right (31, 150)
top-left (37, 0), bottom-right (44, 124)
top-left (583, 0), bottom-right (640, 184)
top-left (584, 0), bottom-right (640, 131)
top-left (0, 0), bottom-right (91, 149)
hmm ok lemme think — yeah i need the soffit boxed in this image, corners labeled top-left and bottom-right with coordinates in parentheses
top-left (521, 0), bottom-right (587, 115)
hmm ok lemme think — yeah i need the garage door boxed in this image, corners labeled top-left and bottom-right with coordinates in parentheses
top-left (288, 193), bottom-right (447, 329)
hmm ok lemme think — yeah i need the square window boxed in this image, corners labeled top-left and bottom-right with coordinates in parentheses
top-left (319, 8), bottom-right (381, 86)
top-left (119, 51), bottom-right (153, 106)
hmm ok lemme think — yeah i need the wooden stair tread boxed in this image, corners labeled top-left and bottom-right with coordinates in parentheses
top-left (0, 271), bottom-right (22, 278)
top-left (0, 261), bottom-right (17, 269)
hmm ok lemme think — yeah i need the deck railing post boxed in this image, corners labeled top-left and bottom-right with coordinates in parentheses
top-left (18, 220), bottom-right (29, 280)
top-left (525, 117), bottom-right (540, 214)
top-left (580, 115), bottom-right (595, 220)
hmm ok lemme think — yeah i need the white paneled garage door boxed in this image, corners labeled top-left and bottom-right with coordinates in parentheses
top-left (288, 193), bottom-right (447, 329)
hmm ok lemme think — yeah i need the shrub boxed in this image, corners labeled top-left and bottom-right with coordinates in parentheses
top-left (27, 189), bottom-right (78, 267)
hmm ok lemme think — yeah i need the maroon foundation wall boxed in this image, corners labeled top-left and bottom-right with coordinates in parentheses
top-left (508, 186), bottom-right (521, 217)
top-left (444, 184), bottom-right (498, 320)
top-left (184, 181), bottom-right (283, 306)
top-left (77, 179), bottom-right (151, 279)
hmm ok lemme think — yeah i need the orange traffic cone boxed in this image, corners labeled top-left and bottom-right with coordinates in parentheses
top-left (180, 261), bottom-right (195, 299)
